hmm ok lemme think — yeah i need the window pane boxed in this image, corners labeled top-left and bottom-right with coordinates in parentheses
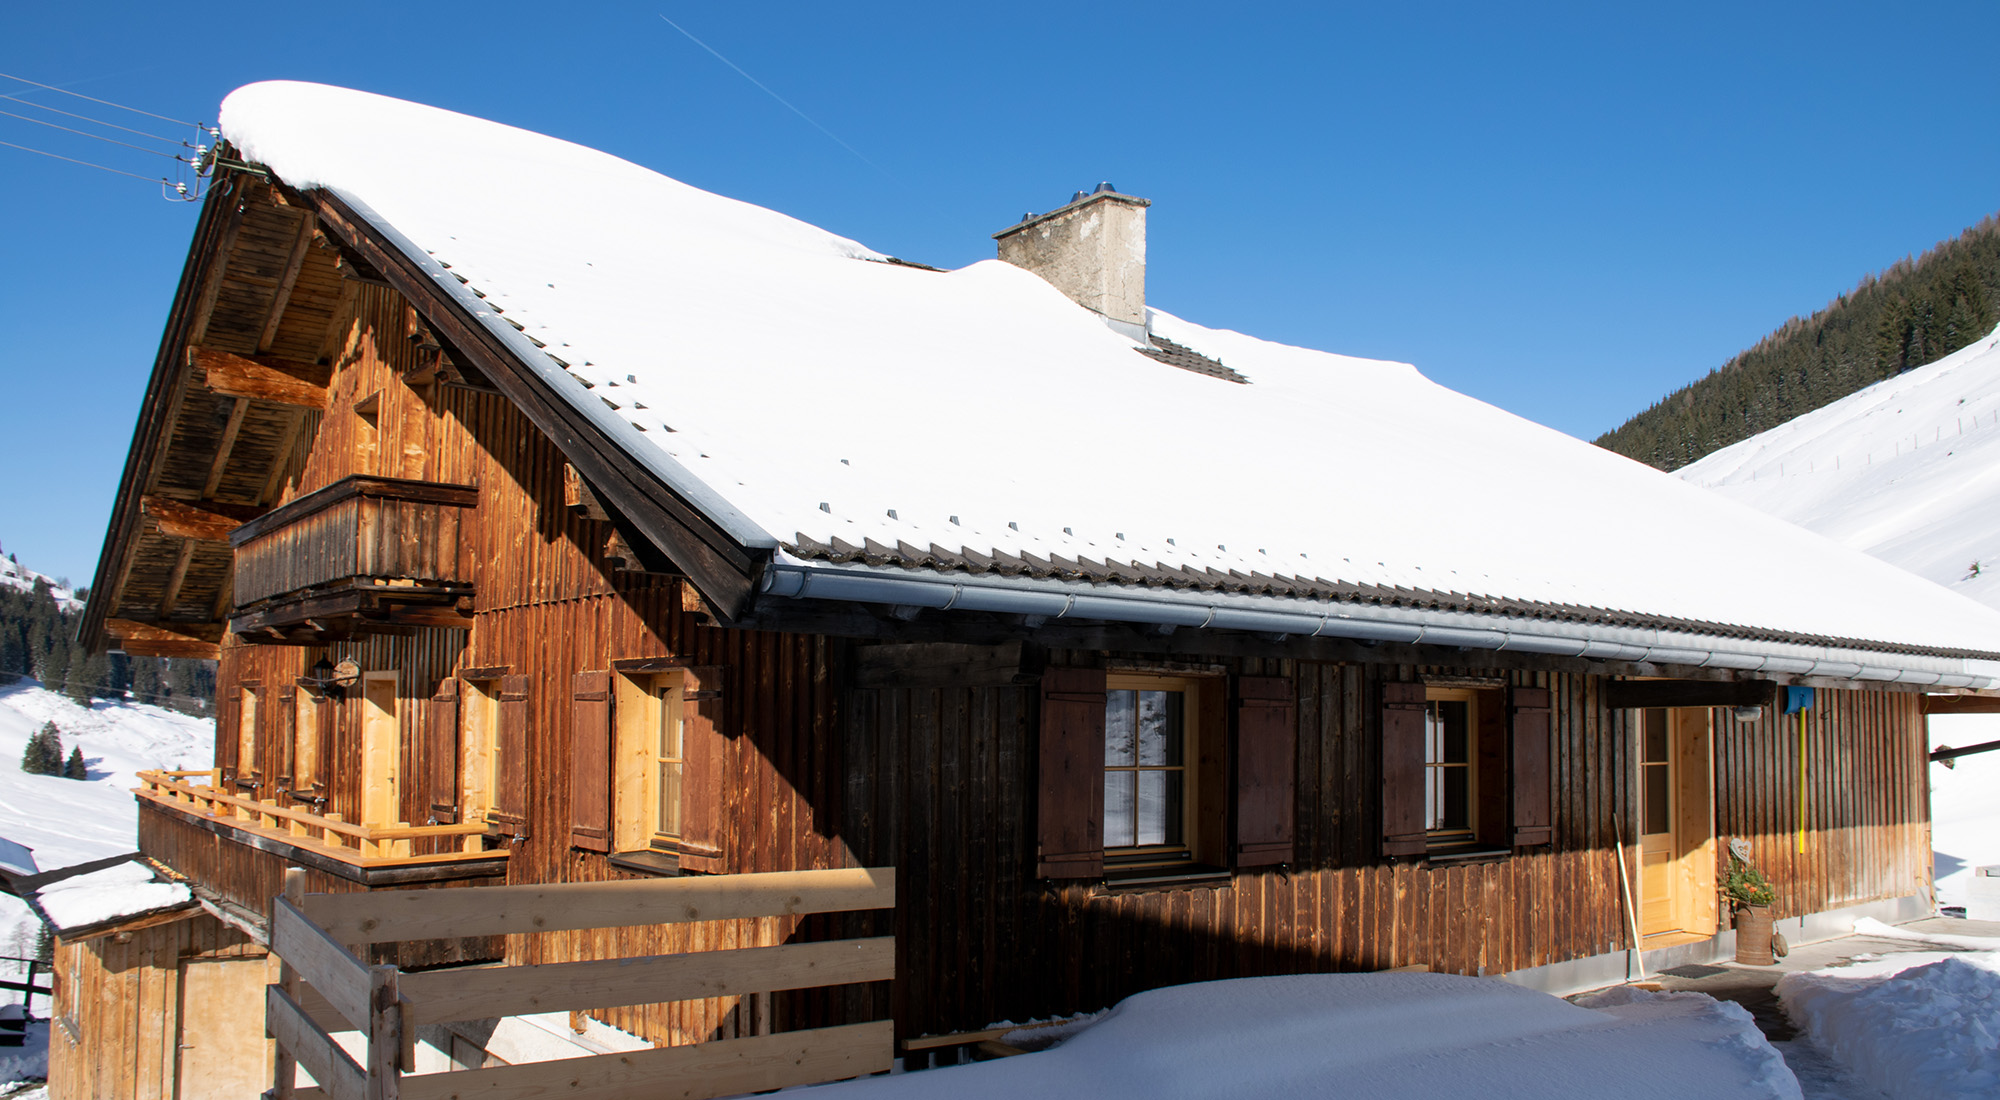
top-left (659, 688), bottom-right (681, 759)
top-left (1137, 690), bottom-right (1182, 766)
top-left (1643, 763), bottom-right (1670, 836)
top-left (1441, 766), bottom-right (1469, 831)
top-left (1132, 769), bottom-right (1184, 847)
top-left (1104, 770), bottom-right (1135, 847)
top-left (1440, 701), bottom-right (1468, 764)
top-left (1106, 690), bottom-right (1136, 767)
top-left (1644, 709), bottom-right (1668, 764)
top-left (1426, 766), bottom-right (1440, 830)
top-left (659, 761), bottom-right (682, 837)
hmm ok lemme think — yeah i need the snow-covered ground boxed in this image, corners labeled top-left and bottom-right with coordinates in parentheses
top-left (1929, 715), bottom-right (2000, 916)
top-left (0, 558), bottom-right (79, 612)
top-left (0, 679), bottom-right (212, 990)
top-left (1775, 924), bottom-right (2000, 1100)
top-left (801, 973), bottom-right (1801, 1100)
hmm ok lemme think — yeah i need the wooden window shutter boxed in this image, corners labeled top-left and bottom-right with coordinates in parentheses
top-left (677, 666), bottom-right (728, 874)
top-left (1381, 681), bottom-right (1427, 857)
top-left (1510, 686), bottom-right (1554, 847)
top-left (1234, 676), bottom-right (1296, 867)
top-left (493, 674), bottom-right (531, 835)
top-left (1037, 667), bottom-right (1107, 880)
top-left (427, 679), bottom-right (461, 825)
top-left (569, 670), bottom-right (612, 852)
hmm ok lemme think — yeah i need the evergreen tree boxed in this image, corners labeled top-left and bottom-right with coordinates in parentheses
top-left (20, 721), bottom-right (62, 775)
top-left (64, 746), bottom-right (87, 780)
top-left (34, 922), bottom-right (53, 965)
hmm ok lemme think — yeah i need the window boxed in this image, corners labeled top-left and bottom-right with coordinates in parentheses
top-left (459, 678), bottom-right (500, 821)
top-left (235, 685), bottom-right (260, 789)
top-left (1103, 674), bottom-right (1197, 866)
top-left (1423, 688), bottom-right (1477, 840)
top-left (1037, 667), bottom-right (1294, 883)
top-left (293, 689), bottom-right (320, 791)
top-left (1381, 681), bottom-right (1553, 858)
top-left (614, 671), bottom-right (684, 851)
top-left (572, 664), bottom-right (725, 873)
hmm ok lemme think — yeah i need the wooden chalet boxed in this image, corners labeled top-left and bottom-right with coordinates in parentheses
top-left (59, 81), bottom-right (2000, 1097)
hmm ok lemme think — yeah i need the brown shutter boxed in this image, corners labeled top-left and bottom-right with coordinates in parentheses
top-left (1381, 681), bottom-right (1427, 857)
top-left (493, 674), bottom-right (531, 836)
top-left (426, 679), bottom-right (461, 824)
top-left (1037, 666), bottom-right (1107, 880)
top-left (570, 670), bottom-right (612, 852)
top-left (677, 666), bottom-right (728, 873)
top-left (1510, 685), bottom-right (1554, 847)
top-left (1234, 675), bottom-right (1297, 867)
top-left (276, 687), bottom-right (297, 788)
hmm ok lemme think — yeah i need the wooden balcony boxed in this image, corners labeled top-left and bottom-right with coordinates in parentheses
top-left (228, 475), bottom-right (476, 643)
top-left (136, 770), bottom-right (507, 875)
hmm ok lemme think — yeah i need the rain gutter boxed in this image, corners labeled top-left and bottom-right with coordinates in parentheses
top-left (759, 554), bottom-right (2000, 689)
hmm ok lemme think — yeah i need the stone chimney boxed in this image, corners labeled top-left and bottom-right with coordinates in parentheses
top-left (994, 183), bottom-right (1150, 340)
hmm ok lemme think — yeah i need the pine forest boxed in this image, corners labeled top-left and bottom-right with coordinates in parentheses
top-left (1597, 213), bottom-right (2000, 471)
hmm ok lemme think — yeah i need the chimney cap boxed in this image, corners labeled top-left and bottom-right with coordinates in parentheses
top-left (992, 185), bottom-right (1151, 240)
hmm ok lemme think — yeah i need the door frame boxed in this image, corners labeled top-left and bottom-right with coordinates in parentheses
top-left (1637, 706), bottom-right (1718, 938)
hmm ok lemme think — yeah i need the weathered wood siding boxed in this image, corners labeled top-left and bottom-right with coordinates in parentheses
top-left (1714, 689), bottom-right (1930, 919)
top-left (45, 914), bottom-right (267, 1100)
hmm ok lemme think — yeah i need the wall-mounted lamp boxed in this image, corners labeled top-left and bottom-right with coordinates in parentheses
top-left (1732, 705), bottom-right (1763, 723)
top-left (300, 657), bottom-right (361, 699)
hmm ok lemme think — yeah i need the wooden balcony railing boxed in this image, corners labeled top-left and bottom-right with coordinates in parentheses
top-left (228, 475), bottom-right (476, 639)
top-left (268, 867), bottom-right (896, 1100)
top-left (136, 770), bottom-right (499, 868)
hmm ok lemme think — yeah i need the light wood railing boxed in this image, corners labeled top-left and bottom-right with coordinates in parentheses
top-left (266, 866), bottom-right (896, 1100)
top-left (136, 770), bottom-right (497, 866)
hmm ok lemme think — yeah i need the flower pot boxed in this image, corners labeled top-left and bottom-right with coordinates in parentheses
top-left (1734, 904), bottom-right (1775, 965)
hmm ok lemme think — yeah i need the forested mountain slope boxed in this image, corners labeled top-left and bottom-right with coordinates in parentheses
top-left (1599, 214), bottom-right (2000, 471)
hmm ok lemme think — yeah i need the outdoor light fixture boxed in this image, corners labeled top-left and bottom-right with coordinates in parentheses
top-left (300, 657), bottom-right (361, 699)
top-left (1732, 705), bottom-right (1764, 723)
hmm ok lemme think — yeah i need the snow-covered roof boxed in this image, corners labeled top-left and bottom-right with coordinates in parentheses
top-left (216, 81), bottom-right (2000, 680)
top-left (32, 859), bottom-right (191, 935)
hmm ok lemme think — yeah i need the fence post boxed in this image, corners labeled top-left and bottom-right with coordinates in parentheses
top-left (367, 964), bottom-right (402, 1100)
top-left (274, 867), bottom-right (304, 1100)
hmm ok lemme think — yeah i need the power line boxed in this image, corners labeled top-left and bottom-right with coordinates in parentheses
top-left (0, 91), bottom-right (191, 146)
top-left (0, 138), bottom-right (166, 182)
top-left (0, 108), bottom-right (190, 160)
top-left (0, 70), bottom-right (196, 127)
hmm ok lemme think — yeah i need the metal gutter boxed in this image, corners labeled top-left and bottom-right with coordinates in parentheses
top-left (759, 554), bottom-right (2000, 689)
top-left (326, 189), bottom-right (780, 552)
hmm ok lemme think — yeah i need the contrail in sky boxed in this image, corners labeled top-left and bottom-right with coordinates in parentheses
top-left (657, 14), bottom-right (891, 178)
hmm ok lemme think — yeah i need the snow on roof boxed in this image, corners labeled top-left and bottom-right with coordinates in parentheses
top-left (0, 836), bottom-right (34, 880)
top-left (33, 859), bottom-right (191, 934)
top-left (218, 81), bottom-right (2000, 661)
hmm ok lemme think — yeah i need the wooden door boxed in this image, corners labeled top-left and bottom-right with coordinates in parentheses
top-left (1638, 707), bottom-right (1716, 937)
top-left (176, 957), bottom-right (273, 1099)
top-left (361, 673), bottom-right (401, 843)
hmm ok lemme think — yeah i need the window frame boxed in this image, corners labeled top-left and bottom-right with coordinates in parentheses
top-left (459, 677), bottom-right (502, 824)
top-left (1422, 687), bottom-right (1479, 842)
top-left (234, 683), bottom-right (261, 791)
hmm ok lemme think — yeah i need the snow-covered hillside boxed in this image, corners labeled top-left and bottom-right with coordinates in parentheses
top-left (0, 680), bottom-right (213, 986)
top-left (1679, 325), bottom-right (2000, 609)
top-left (0, 556), bottom-right (79, 613)
top-left (1678, 324), bottom-right (2000, 914)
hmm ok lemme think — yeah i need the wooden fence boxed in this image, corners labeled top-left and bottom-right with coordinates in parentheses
top-left (265, 866), bottom-right (897, 1100)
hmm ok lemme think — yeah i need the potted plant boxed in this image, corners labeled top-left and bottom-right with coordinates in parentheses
top-left (1723, 840), bottom-right (1781, 965)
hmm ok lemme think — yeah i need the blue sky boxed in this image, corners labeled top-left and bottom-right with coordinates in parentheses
top-left (4, 2), bottom-right (1998, 585)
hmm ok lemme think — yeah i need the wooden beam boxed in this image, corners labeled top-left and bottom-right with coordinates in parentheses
top-left (400, 937), bottom-right (893, 1026)
top-left (141, 495), bottom-right (257, 542)
top-left (564, 463), bottom-right (610, 520)
top-left (257, 409), bottom-right (306, 505)
top-left (200, 397), bottom-right (251, 499)
top-left (257, 210), bottom-right (318, 353)
top-left (394, 1021), bottom-right (893, 1100)
top-left (303, 866), bottom-right (894, 944)
top-left (1604, 679), bottom-right (1777, 710)
top-left (266, 984), bottom-right (366, 1100)
top-left (158, 542), bottom-right (196, 617)
top-left (191, 346), bottom-right (329, 408)
top-left (1931, 739), bottom-right (2000, 762)
top-left (107, 618), bottom-right (222, 660)
top-left (1922, 693), bottom-right (2000, 715)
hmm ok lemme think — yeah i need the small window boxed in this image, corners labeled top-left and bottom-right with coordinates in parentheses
top-left (1103, 673), bottom-right (1208, 871)
top-left (614, 671), bottom-right (685, 853)
top-left (293, 690), bottom-right (320, 791)
top-left (236, 685), bottom-right (261, 788)
top-left (460, 678), bottom-right (501, 821)
top-left (1424, 689), bottom-right (1476, 839)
